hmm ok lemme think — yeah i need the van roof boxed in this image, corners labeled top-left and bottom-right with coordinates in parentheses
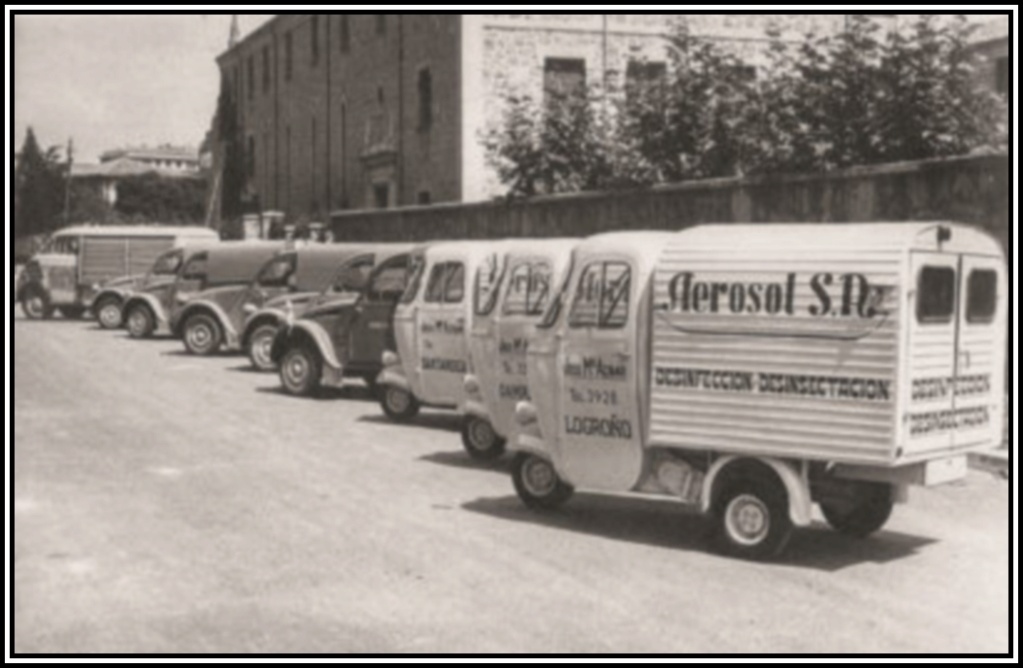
top-left (673, 222), bottom-right (1002, 256)
top-left (52, 225), bottom-right (218, 239)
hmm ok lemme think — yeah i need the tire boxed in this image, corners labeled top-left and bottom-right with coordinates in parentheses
top-left (125, 304), bottom-right (155, 339)
top-left (247, 323), bottom-right (279, 371)
top-left (713, 475), bottom-right (793, 560)
top-left (379, 385), bottom-right (420, 422)
top-left (279, 344), bottom-right (322, 396)
top-left (58, 305), bottom-right (86, 319)
top-left (512, 453), bottom-right (574, 511)
top-left (820, 482), bottom-right (893, 538)
top-left (461, 415), bottom-right (507, 461)
top-left (182, 313), bottom-right (224, 355)
top-left (21, 286), bottom-right (52, 320)
top-left (95, 298), bottom-right (123, 329)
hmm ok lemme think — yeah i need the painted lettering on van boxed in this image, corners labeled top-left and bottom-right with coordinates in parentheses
top-left (655, 366), bottom-right (892, 402)
top-left (422, 357), bottom-right (467, 373)
top-left (564, 414), bottom-right (633, 439)
top-left (420, 319), bottom-right (465, 335)
top-left (909, 406), bottom-right (990, 436)
top-left (498, 337), bottom-right (529, 354)
top-left (912, 374), bottom-right (991, 401)
top-left (563, 356), bottom-right (628, 381)
top-left (499, 383), bottom-right (530, 401)
top-left (666, 272), bottom-right (887, 318)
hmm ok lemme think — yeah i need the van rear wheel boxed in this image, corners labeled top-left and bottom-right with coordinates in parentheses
top-left (247, 323), bottom-right (279, 371)
top-left (512, 453), bottom-right (574, 511)
top-left (126, 305), bottom-right (155, 338)
top-left (820, 482), bottom-right (893, 538)
top-left (279, 344), bottom-right (321, 396)
top-left (183, 313), bottom-right (223, 355)
top-left (95, 298), bottom-right (123, 329)
top-left (713, 476), bottom-right (793, 560)
top-left (461, 415), bottom-right (506, 461)
top-left (21, 286), bottom-right (52, 320)
top-left (380, 386), bottom-right (420, 422)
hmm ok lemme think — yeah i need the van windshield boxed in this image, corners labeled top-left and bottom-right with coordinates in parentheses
top-left (537, 256), bottom-right (574, 329)
top-left (150, 251), bottom-right (183, 276)
top-left (400, 254), bottom-right (426, 304)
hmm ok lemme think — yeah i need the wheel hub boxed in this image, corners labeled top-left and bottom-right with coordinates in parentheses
top-left (522, 458), bottom-right (557, 496)
top-left (284, 354), bottom-right (308, 385)
top-left (128, 311), bottom-right (147, 336)
top-left (99, 304), bottom-right (121, 327)
top-left (468, 418), bottom-right (496, 450)
top-left (254, 335), bottom-right (273, 365)
top-left (387, 388), bottom-right (410, 412)
top-left (725, 494), bottom-right (770, 546)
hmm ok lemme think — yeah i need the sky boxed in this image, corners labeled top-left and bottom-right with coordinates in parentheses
top-left (13, 13), bottom-right (273, 163)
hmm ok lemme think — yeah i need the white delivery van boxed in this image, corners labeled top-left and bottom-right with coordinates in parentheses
top-left (462, 239), bottom-right (578, 460)
top-left (512, 223), bottom-right (1007, 560)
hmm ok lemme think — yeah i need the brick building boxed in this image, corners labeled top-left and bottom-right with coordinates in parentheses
top-left (213, 14), bottom-right (874, 223)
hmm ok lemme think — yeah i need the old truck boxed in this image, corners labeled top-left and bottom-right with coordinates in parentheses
top-left (16, 225), bottom-right (218, 320)
top-left (510, 223), bottom-right (1006, 560)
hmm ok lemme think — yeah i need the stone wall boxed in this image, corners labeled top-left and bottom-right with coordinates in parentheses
top-left (330, 152), bottom-right (1009, 257)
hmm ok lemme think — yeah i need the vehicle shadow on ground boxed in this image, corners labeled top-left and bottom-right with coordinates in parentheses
top-left (161, 349), bottom-right (237, 358)
top-left (357, 412), bottom-right (462, 433)
top-left (462, 494), bottom-right (936, 572)
top-left (255, 384), bottom-right (378, 402)
top-left (419, 450), bottom-right (513, 475)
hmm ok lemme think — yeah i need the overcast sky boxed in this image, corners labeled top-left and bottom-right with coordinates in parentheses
top-left (13, 14), bottom-right (273, 163)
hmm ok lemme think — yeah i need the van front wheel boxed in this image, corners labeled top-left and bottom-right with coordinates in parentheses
top-left (380, 386), bottom-right (420, 422)
top-left (713, 477), bottom-right (793, 560)
top-left (247, 323), bottom-right (279, 371)
top-left (183, 313), bottom-right (223, 355)
top-left (462, 415), bottom-right (506, 461)
top-left (820, 482), bottom-right (893, 538)
top-left (95, 298), bottom-right (123, 329)
top-left (512, 453), bottom-right (573, 511)
top-left (126, 305), bottom-right (155, 338)
top-left (279, 345), bottom-right (322, 396)
top-left (21, 286), bottom-right (52, 320)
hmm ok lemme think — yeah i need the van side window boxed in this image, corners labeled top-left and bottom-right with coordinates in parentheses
top-left (966, 270), bottom-right (997, 324)
top-left (152, 251), bottom-right (182, 275)
top-left (569, 261), bottom-right (630, 329)
top-left (538, 257), bottom-right (574, 329)
top-left (474, 255), bottom-right (504, 316)
top-left (331, 258), bottom-right (373, 294)
top-left (424, 263), bottom-right (448, 303)
top-left (400, 255), bottom-right (425, 304)
top-left (504, 261), bottom-right (553, 316)
top-left (916, 266), bottom-right (956, 324)
top-left (258, 255), bottom-right (297, 288)
top-left (444, 263), bottom-right (465, 303)
top-left (181, 253), bottom-right (208, 280)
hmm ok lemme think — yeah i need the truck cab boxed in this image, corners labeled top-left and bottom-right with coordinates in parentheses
top-left (121, 242), bottom-right (285, 340)
top-left (377, 242), bottom-right (507, 422)
top-left (16, 225), bottom-right (218, 320)
top-left (511, 224), bottom-right (1007, 560)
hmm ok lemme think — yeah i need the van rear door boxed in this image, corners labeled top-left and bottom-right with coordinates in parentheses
top-left (954, 255), bottom-right (1005, 449)
top-left (905, 252), bottom-right (958, 455)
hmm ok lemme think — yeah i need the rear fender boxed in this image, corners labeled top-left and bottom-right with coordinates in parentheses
top-left (242, 308), bottom-right (286, 349)
top-left (701, 456), bottom-right (813, 527)
top-left (175, 300), bottom-right (238, 347)
top-left (279, 320), bottom-right (343, 371)
top-left (123, 293), bottom-right (167, 329)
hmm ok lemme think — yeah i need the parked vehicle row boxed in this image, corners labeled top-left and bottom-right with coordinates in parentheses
top-left (18, 222), bottom-right (1007, 560)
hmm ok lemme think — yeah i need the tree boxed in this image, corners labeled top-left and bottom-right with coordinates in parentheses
top-left (15, 127), bottom-right (66, 238)
top-left (114, 174), bottom-right (207, 223)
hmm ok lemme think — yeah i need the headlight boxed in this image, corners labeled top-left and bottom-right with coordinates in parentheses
top-left (243, 302), bottom-right (258, 314)
top-left (382, 350), bottom-right (400, 367)
top-left (464, 374), bottom-right (480, 395)
top-left (515, 401), bottom-right (538, 426)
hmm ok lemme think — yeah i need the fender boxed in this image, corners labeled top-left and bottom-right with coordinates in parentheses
top-left (511, 433), bottom-right (553, 460)
top-left (123, 293), bottom-right (168, 329)
top-left (242, 307), bottom-right (286, 348)
top-left (378, 365), bottom-right (411, 392)
top-left (175, 300), bottom-right (240, 348)
top-left (461, 373), bottom-right (490, 419)
top-left (700, 455), bottom-right (813, 527)
top-left (283, 320), bottom-right (343, 371)
top-left (93, 286), bottom-right (131, 308)
top-left (462, 399), bottom-right (491, 420)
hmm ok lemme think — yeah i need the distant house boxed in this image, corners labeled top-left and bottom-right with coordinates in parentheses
top-left (71, 145), bottom-right (203, 206)
top-left (966, 18), bottom-right (1009, 98)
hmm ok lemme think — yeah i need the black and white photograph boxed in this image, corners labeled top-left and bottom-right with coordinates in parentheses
top-left (9, 8), bottom-right (1015, 658)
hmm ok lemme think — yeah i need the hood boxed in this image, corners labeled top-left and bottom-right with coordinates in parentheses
top-left (301, 293), bottom-right (360, 319)
top-left (101, 273), bottom-right (145, 289)
top-left (192, 284), bottom-right (250, 303)
top-left (139, 276), bottom-right (178, 294)
top-left (264, 290), bottom-right (320, 309)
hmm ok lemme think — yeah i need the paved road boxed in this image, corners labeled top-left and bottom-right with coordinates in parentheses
top-left (13, 311), bottom-right (1011, 654)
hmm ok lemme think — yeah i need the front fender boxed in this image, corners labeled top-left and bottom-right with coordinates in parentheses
top-left (242, 307), bottom-right (286, 346)
top-left (700, 456), bottom-right (813, 527)
top-left (175, 300), bottom-right (239, 347)
top-left (377, 365), bottom-right (410, 392)
top-left (93, 286), bottom-right (131, 307)
top-left (276, 320), bottom-right (343, 370)
top-left (123, 293), bottom-right (168, 329)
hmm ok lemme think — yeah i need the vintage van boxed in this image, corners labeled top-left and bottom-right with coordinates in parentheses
top-left (461, 239), bottom-right (578, 460)
top-left (270, 245), bottom-right (419, 394)
top-left (172, 244), bottom-right (377, 356)
top-left (121, 242), bottom-right (285, 339)
top-left (91, 242), bottom-right (221, 329)
top-left (244, 243), bottom-right (414, 371)
top-left (377, 241), bottom-right (508, 421)
top-left (511, 223), bottom-right (1006, 560)
top-left (16, 225), bottom-right (218, 319)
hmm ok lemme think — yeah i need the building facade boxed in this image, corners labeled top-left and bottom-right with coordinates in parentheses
top-left (215, 14), bottom-right (1009, 222)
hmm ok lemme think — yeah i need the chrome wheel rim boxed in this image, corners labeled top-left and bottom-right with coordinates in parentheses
top-left (127, 310), bottom-right (149, 336)
top-left (186, 321), bottom-right (214, 352)
top-left (252, 330), bottom-right (275, 368)
top-left (725, 494), bottom-right (770, 546)
top-left (99, 303), bottom-right (121, 328)
top-left (522, 457), bottom-right (558, 497)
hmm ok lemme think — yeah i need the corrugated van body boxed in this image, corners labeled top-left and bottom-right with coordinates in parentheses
top-left (649, 224), bottom-right (905, 466)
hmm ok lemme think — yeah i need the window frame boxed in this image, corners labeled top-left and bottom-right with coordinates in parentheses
top-left (568, 260), bottom-right (631, 330)
top-left (915, 265), bottom-right (957, 325)
top-left (965, 269), bottom-right (997, 325)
